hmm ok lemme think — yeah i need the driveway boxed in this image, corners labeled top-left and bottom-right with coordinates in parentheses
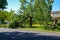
top-left (0, 28), bottom-right (60, 40)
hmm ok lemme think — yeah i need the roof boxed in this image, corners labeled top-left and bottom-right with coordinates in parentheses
top-left (51, 11), bottom-right (60, 14)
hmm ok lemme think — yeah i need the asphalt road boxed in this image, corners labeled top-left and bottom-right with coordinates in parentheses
top-left (0, 28), bottom-right (60, 40)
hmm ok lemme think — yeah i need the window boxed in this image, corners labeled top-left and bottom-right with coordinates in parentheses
top-left (53, 13), bottom-right (59, 16)
top-left (53, 11), bottom-right (59, 16)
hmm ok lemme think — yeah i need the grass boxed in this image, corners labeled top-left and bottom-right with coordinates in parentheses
top-left (17, 24), bottom-right (60, 33)
top-left (0, 23), bottom-right (60, 33)
top-left (32, 24), bottom-right (40, 26)
top-left (0, 24), bottom-right (8, 28)
top-left (17, 27), bottom-right (60, 34)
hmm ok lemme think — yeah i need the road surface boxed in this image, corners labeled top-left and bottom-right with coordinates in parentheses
top-left (0, 28), bottom-right (60, 40)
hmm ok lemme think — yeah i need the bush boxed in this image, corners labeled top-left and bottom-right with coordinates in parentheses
top-left (9, 20), bottom-right (25, 28)
top-left (9, 21), bottom-right (20, 28)
top-left (57, 23), bottom-right (60, 26)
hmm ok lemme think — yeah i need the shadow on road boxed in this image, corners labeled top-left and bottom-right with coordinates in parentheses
top-left (0, 31), bottom-right (60, 40)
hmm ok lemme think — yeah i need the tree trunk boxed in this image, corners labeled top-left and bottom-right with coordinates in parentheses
top-left (30, 16), bottom-right (33, 27)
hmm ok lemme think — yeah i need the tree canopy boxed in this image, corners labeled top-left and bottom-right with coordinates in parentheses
top-left (19, 0), bottom-right (54, 27)
top-left (0, 0), bottom-right (8, 10)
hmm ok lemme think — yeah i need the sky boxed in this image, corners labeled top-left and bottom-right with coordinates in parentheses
top-left (52, 0), bottom-right (60, 11)
top-left (6, 0), bottom-right (20, 12)
top-left (6, 0), bottom-right (60, 12)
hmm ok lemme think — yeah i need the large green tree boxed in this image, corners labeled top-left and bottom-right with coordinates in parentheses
top-left (19, 0), bottom-right (54, 28)
top-left (0, 10), bottom-right (15, 24)
top-left (34, 0), bottom-right (54, 27)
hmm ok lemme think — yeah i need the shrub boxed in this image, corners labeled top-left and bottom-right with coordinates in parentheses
top-left (9, 20), bottom-right (25, 28)
top-left (57, 23), bottom-right (60, 26)
top-left (9, 21), bottom-right (19, 28)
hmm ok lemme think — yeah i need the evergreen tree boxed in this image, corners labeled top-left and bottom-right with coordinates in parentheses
top-left (0, 0), bottom-right (8, 10)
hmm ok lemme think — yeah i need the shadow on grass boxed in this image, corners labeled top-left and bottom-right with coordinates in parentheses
top-left (0, 31), bottom-right (60, 40)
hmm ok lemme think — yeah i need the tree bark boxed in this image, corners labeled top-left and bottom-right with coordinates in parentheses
top-left (30, 16), bottom-right (33, 27)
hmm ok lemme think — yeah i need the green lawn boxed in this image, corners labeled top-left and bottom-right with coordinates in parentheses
top-left (0, 24), bottom-right (8, 28)
top-left (17, 24), bottom-right (60, 33)
top-left (0, 23), bottom-right (60, 33)
top-left (17, 28), bottom-right (60, 34)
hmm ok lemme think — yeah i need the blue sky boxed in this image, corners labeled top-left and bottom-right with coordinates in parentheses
top-left (6, 0), bottom-right (60, 12)
top-left (6, 0), bottom-right (20, 12)
top-left (52, 0), bottom-right (60, 11)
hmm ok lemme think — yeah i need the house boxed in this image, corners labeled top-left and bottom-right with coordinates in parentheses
top-left (51, 11), bottom-right (60, 24)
